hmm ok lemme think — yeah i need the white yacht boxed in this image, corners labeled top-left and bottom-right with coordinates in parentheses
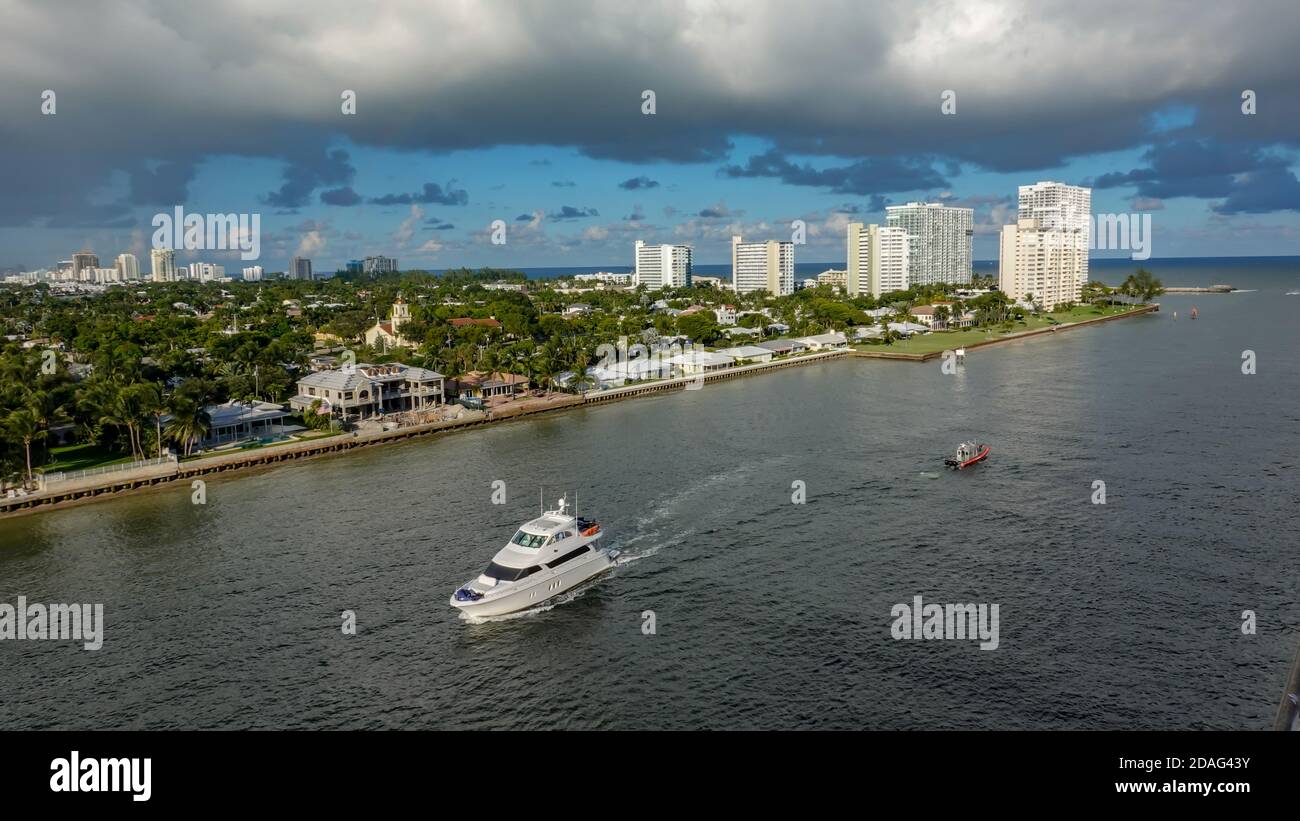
top-left (450, 496), bottom-right (619, 618)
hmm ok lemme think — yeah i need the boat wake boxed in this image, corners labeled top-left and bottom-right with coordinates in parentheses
top-left (605, 460), bottom-right (767, 564)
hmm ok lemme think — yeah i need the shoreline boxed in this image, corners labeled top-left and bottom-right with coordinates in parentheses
top-left (0, 307), bottom-right (1157, 520)
top-left (850, 302), bottom-right (1159, 361)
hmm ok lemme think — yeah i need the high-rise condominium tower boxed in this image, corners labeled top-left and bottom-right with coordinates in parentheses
top-left (998, 218), bottom-right (1086, 309)
top-left (885, 202), bottom-right (973, 286)
top-left (1017, 181), bottom-right (1091, 283)
top-left (290, 256), bottom-right (314, 280)
top-left (71, 251), bottom-right (99, 281)
top-left (633, 241), bottom-right (693, 289)
top-left (150, 248), bottom-right (176, 282)
top-left (730, 237), bottom-right (793, 296)
top-left (115, 253), bottom-right (140, 281)
top-left (846, 223), bottom-right (909, 298)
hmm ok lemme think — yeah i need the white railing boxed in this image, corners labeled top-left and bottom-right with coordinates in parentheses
top-left (41, 454), bottom-right (177, 487)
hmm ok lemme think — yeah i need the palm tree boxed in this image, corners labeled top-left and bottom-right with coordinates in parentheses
top-left (164, 396), bottom-right (211, 457)
top-left (142, 383), bottom-right (166, 458)
top-left (5, 407), bottom-right (43, 489)
top-left (1129, 268), bottom-right (1165, 303)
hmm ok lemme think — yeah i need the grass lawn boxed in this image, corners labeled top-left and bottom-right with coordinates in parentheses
top-left (41, 443), bottom-right (140, 473)
top-left (854, 303), bottom-right (1149, 356)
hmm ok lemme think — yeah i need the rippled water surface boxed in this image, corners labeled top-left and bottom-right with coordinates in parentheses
top-left (2, 258), bottom-right (1297, 729)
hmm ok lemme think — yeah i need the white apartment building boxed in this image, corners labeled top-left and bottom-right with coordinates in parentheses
top-left (188, 262), bottom-right (226, 282)
top-left (114, 253), bottom-right (140, 281)
top-left (730, 237), bottom-right (793, 296)
top-left (817, 269), bottom-right (848, 291)
top-left (575, 271), bottom-right (634, 286)
top-left (885, 202), bottom-right (973, 286)
top-left (846, 223), bottom-right (909, 298)
top-left (998, 218), bottom-right (1086, 309)
top-left (1018, 181), bottom-right (1091, 282)
top-left (151, 248), bottom-right (176, 282)
top-left (242, 265), bottom-right (264, 281)
top-left (634, 242), bottom-right (693, 289)
top-left (363, 255), bottom-right (398, 274)
top-left (89, 267), bottom-right (120, 284)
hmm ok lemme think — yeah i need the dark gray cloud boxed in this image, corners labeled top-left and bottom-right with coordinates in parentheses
top-left (619, 176), bottom-right (659, 190)
top-left (719, 149), bottom-right (948, 195)
top-left (320, 186), bottom-right (362, 206)
top-left (2, 0), bottom-right (1300, 239)
top-left (696, 202), bottom-right (743, 219)
top-left (128, 160), bottom-right (199, 206)
top-left (425, 217), bottom-right (456, 230)
top-left (369, 182), bottom-right (469, 206)
top-left (1093, 139), bottom-right (1300, 214)
top-left (550, 205), bottom-right (599, 220)
top-left (264, 149), bottom-right (356, 208)
top-left (552, 180), bottom-right (576, 187)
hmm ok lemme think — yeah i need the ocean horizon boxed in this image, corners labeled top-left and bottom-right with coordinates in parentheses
top-left (458, 255), bottom-right (1300, 287)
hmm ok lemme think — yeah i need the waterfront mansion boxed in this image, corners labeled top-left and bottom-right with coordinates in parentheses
top-left (290, 362), bottom-right (445, 419)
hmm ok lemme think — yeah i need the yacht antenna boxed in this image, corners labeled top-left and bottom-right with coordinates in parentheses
top-left (539, 486), bottom-right (543, 517)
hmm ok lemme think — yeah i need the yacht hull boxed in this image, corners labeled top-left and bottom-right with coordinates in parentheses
top-left (450, 545), bottom-right (616, 618)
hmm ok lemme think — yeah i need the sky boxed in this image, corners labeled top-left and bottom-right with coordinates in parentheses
top-left (2, 0), bottom-right (1299, 273)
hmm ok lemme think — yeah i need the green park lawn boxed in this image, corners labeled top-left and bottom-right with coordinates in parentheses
top-left (855, 303), bottom-right (1149, 356)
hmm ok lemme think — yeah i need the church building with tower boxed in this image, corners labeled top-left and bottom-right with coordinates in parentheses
top-left (364, 297), bottom-right (418, 350)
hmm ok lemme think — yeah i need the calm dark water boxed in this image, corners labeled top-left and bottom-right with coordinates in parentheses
top-left (2, 258), bottom-right (1297, 729)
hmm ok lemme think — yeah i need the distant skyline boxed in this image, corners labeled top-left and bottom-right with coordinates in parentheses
top-left (3, 1), bottom-right (1299, 272)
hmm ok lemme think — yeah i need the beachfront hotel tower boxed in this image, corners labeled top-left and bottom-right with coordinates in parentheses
top-left (885, 202), bottom-right (973, 286)
top-left (730, 236), bottom-right (793, 296)
top-left (633, 241), bottom-right (693, 289)
top-left (846, 223), bottom-right (909, 298)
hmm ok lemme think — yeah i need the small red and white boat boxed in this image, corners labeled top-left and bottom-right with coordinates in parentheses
top-left (944, 441), bottom-right (990, 470)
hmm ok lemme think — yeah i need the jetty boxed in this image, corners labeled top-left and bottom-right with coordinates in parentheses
top-left (1164, 284), bottom-right (1234, 293)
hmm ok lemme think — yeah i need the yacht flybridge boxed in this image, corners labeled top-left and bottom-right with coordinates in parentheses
top-left (450, 495), bottom-right (619, 618)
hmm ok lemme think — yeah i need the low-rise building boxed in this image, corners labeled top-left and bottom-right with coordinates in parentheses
top-left (449, 317), bottom-right (503, 330)
top-left (450, 371), bottom-right (530, 401)
top-left (721, 326), bottom-right (762, 340)
top-left (755, 338), bottom-right (808, 356)
top-left (665, 350), bottom-right (735, 375)
top-left (718, 345), bottom-right (775, 364)
top-left (794, 332), bottom-right (848, 350)
top-left (199, 400), bottom-right (293, 446)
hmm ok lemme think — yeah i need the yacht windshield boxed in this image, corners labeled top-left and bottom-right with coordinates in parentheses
top-left (511, 530), bottom-right (547, 549)
top-left (484, 562), bottom-right (539, 582)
